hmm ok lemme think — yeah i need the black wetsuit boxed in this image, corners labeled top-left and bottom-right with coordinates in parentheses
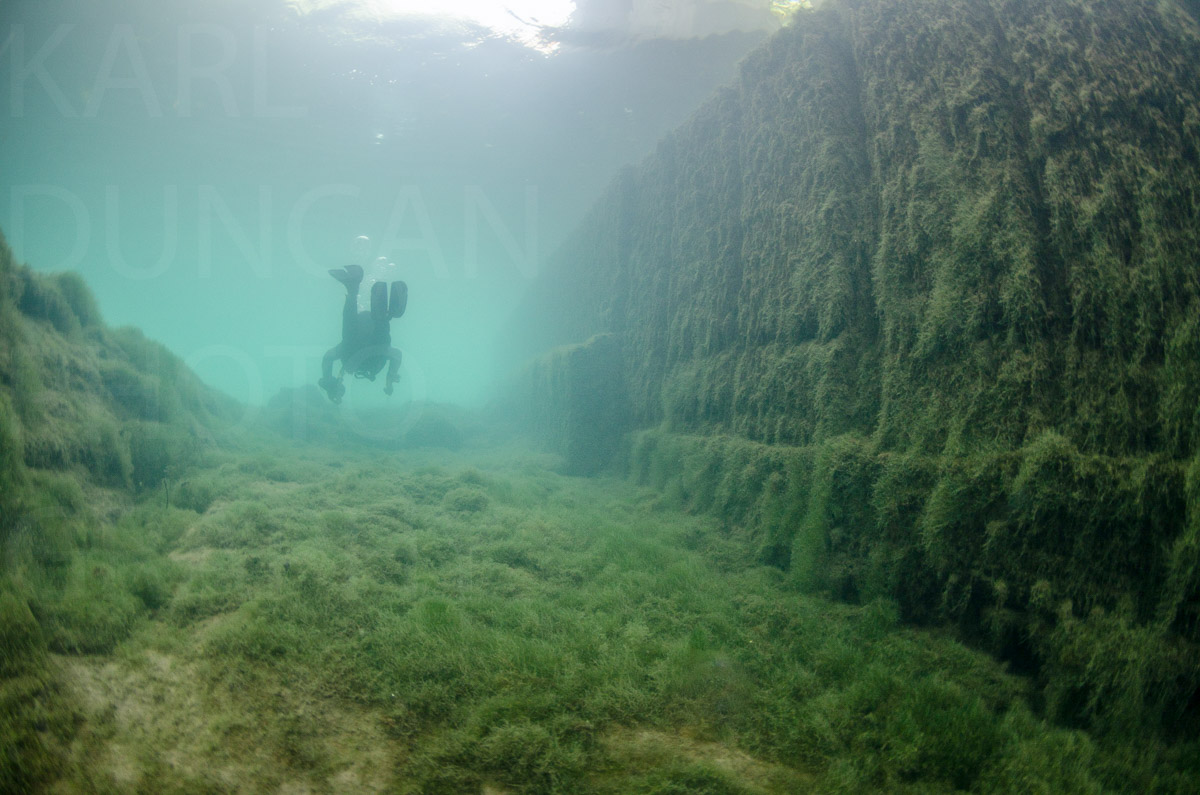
top-left (322, 280), bottom-right (402, 392)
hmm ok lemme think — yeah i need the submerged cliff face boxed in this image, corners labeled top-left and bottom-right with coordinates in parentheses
top-left (524, 0), bottom-right (1200, 455)
top-left (0, 230), bottom-right (245, 789)
top-left (0, 232), bottom-right (235, 502)
top-left (511, 0), bottom-right (1200, 735)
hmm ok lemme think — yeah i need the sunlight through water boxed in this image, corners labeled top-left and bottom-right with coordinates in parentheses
top-left (287, 0), bottom-right (576, 51)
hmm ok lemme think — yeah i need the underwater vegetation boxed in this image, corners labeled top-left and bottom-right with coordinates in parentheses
top-left (1, 228), bottom-right (1197, 791)
top-left (0, 229), bottom-right (238, 791)
top-left (499, 333), bottom-right (631, 475)
top-left (3, 0), bottom-right (1200, 790)
top-left (508, 0), bottom-right (1200, 744)
top-left (0, 241), bottom-right (1195, 792)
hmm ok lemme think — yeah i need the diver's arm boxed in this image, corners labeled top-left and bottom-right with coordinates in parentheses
top-left (321, 345), bottom-right (340, 381)
top-left (319, 345), bottom-right (346, 403)
top-left (383, 347), bottom-right (402, 395)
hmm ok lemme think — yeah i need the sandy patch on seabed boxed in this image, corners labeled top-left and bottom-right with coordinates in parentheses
top-left (56, 644), bottom-right (395, 793)
top-left (56, 647), bottom-right (808, 794)
top-left (602, 727), bottom-right (816, 793)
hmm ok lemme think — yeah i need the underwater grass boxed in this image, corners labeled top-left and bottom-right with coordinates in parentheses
top-left (4, 438), bottom-right (1186, 793)
top-left (3, 233), bottom-right (1197, 791)
top-left (628, 424), bottom-right (1200, 742)
top-left (504, 0), bottom-right (1200, 751)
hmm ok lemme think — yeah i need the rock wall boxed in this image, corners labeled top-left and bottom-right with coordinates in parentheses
top-left (499, 333), bottom-right (629, 474)
top-left (0, 230), bottom-right (236, 511)
top-left (508, 0), bottom-right (1200, 736)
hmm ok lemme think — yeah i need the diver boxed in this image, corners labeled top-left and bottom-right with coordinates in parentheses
top-left (318, 264), bottom-right (407, 403)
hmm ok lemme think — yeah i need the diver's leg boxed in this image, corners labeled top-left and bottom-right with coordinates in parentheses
top-left (342, 271), bottom-right (363, 343)
top-left (370, 280), bottom-right (388, 323)
top-left (342, 292), bottom-right (358, 344)
top-left (330, 264), bottom-right (364, 344)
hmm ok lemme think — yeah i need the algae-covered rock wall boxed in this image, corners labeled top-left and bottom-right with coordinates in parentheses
top-left (522, 0), bottom-right (1200, 455)
top-left (0, 229), bottom-right (243, 791)
top-left (499, 333), bottom-right (630, 473)
top-left (509, 0), bottom-right (1200, 735)
top-left (0, 228), bottom-right (236, 520)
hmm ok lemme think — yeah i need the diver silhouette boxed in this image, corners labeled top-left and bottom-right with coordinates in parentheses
top-left (319, 264), bottom-right (407, 403)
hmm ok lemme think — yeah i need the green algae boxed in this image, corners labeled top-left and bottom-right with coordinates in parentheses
top-left (42, 441), bottom-right (1195, 793)
top-left (627, 426), bottom-right (1200, 739)
top-left (3, 0), bottom-right (1200, 783)
top-left (0, 232), bottom-right (237, 789)
top-left (0, 244), bottom-right (1197, 790)
top-left (502, 333), bottom-right (630, 474)
top-left (508, 0), bottom-right (1200, 740)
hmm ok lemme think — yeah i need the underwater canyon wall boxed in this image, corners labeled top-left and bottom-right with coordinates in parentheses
top-left (0, 230), bottom-right (245, 789)
top-left (0, 229), bottom-right (235, 531)
top-left (509, 0), bottom-right (1200, 736)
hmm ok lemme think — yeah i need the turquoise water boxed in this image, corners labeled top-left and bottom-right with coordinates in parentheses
top-left (6, 2), bottom-right (1200, 790)
top-left (0, 0), bottom-right (770, 408)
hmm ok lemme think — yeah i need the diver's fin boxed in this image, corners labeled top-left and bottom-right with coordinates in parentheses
top-left (370, 280), bottom-right (388, 321)
top-left (389, 281), bottom-right (408, 319)
top-left (329, 264), bottom-right (364, 287)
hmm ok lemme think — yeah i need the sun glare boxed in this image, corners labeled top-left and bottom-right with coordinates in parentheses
top-left (352, 0), bottom-right (575, 51)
